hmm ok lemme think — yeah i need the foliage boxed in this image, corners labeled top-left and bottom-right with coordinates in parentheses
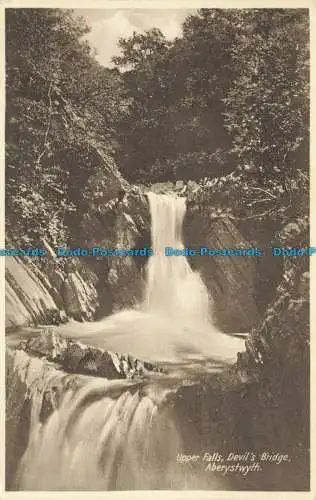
top-left (113, 12), bottom-right (238, 182)
top-left (6, 8), bottom-right (124, 245)
top-left (137, 150), bottom-right (233, 185)
top-left (6, 8), bottom-right (309, 256)
top-left (113, 9), bottom-right (309, 188)
top-left (223, 9), bottom-right (309, 188)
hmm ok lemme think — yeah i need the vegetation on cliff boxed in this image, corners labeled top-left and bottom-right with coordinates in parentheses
top-left (6, 7), bottom-right (309, 403)
top-left (114, 9), bottom-right (309, 185)
top-left (6, 8), bottom-right (309, 246)
top-left (6, 8), bottom-right (125, 246)
top-left (5, 9), bottom-right (310, 491)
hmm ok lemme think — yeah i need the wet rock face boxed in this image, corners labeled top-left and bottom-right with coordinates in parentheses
top-left (5, 257), bottom-right (62, 329)
top-left (62, 271), bottom-right (98, 321)
top-left (81, 185), bottom-right (151, 314)
top-left (184, 212), bottom-right (260, 333)
top-left (5, 255), bottom-right (100, 329)
top-left (18, 329), bottom-right (164, 380)
top-left (237, 256), bottom-right (309, 386)
top-left (6, 350), bottom-right (33, 491)
top-left (237, 221), bottom-right (309, 388)
top-left (105, 191), bottom-right (150, 311)
top-left (234, 254), bottom-right (309, 489)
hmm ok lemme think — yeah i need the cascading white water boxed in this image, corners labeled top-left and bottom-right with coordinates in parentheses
top-left (144, 193), bottom-right (210, 324)
top-left (56, 192), bottom-right (243, 363)
top-left (12, 192), bottom-right (245, 491)
top-left (12, 352), bottom-right (220, 491)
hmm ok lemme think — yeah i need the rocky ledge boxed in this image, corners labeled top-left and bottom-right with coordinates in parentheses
top-left (16, 329), bottom-right (164, 380)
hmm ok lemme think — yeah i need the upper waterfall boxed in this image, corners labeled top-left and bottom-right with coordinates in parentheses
top-left (144, 192), bottom-right (211, 325)
top-left (56, 192), bottom-right (244, 363)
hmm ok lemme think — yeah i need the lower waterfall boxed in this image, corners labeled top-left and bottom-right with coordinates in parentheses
top-left (11, 192), bottom-right (245, 490)
top-left (12, 353), bottom-right (225, 491)
top-left (15, 377), bottom-right (185, 490)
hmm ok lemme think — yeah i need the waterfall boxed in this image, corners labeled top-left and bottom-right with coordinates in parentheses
top-left (55, 193), bottom-right (243, 363)
top-left (15, 379), bottom-right (180, 490)
top-left (10, 192), bottom-right (245, 491)
top-left (55, 192), bottom-right (243, 363)
top-left (144, 192), bottom-right (210, 324)
top-left (11, 351), bottom-right (221, 491)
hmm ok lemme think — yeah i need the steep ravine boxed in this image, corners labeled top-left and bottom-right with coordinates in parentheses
top-left (5, 179), bottom-right (260, 332)
top-left (5, 168), bottom-right (309, 491)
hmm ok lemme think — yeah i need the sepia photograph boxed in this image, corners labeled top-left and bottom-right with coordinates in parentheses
top-left (4, 5), bottom-right (310, 493)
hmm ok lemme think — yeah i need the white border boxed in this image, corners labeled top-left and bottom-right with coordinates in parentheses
top-left (0, 2), bottom-right (314, 500)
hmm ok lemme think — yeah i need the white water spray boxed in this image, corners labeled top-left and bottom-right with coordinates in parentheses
top-left (11, 192), bottom-right (245, 491)
top-left (56, 192), bottom-right (244, 363)
top-left (144, 193), bottom-right (210, 324)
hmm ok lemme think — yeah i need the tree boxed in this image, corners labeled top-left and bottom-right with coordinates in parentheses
top-left (6, 8), bottom-right (124, 244)
top-left (113, 9), bottom-right (309, 187)
top-left (112, 29), bottom-right (172, 181)
top-left (113, 13), bottom-right (239, 182)
top-left (223, 9), bottom-right (309, 192)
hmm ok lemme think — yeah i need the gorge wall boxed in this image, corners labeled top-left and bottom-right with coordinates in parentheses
top-left (5, 8), bottom-right (309, 492)
top-left (5, 159), bottom-right (309, 492)
top-left (5, 163), bottom-right (261, 333)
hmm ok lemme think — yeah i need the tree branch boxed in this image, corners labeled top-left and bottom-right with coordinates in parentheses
top-left (35, 81), bottom-right (53, 168)
top-left (248, 186), bottom-right (277, 199)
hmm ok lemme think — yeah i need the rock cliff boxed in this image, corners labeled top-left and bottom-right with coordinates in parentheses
top-left (5, 217), bottom-right (309, 491)
top-left (6, 175), bottom-right (261, 332)
top-left (5, 254), bottom-right (99, 329)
